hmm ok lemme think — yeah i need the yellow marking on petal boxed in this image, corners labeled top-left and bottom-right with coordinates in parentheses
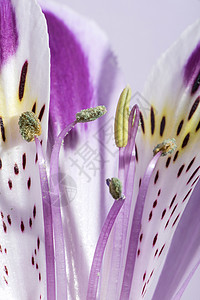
top-left (114, 85), bottom-right (131, 147)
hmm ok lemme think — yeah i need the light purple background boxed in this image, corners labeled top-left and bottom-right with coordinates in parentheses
top-left (58, 0), bottom-right (200, 298)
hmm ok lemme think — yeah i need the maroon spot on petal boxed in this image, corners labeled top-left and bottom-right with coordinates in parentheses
top-left (32, 102), bottom-right (36, 113)
top-left (186, 157), bottom-right (196, 172)
top-left (20, 221), bottom-right (25, 232)
top-left (37, 237), bottom-right (40, 250)
top-left (166, 156), bottom-right (171, 168)
top-left (27, 177), bottom-right (31, 190)
top-left (182, 188), bottom-right (192, 202)
top-left (154, 249), bottom-right (158, 257)
top-left (139, 178), bottom-right (142, 188)
top-left (153, 200), bottom-right (157, 208)
top-left (150, 106), bottom-right (155, 135)
top-left (4, 266), bottom-right (8, 276)
top-left (142, 283), bottom-right (146, 296)
top-left (33, 205), bottom-right (36, 219)
top-left (39, 273), bottom-right (41, 281)
top-left (177, 120), bottom-right (184, 136)
top-left (3, 222), bottom-right (7, 233)
top-left (191, 176), bottom-right (200, 187)
top-left (137, 249), bottom-right (140, 256)
top-left (7, 215), bottom-right (11, 225)
top-left (191, 72), bottom-right (200, 95)
top-left (19, 61), bottom-right (28, 101)
top-left (40, 140), bottom-right (43, 146)
top-left (172, 214), bottom-right (180, 227)
top-left (1, 212), bottom-right (4, 218)
top-left (161, 209), bottom-right (166, 219)
top-left (149, 211), bottom-right (153, 221)
top-left (14, 163), bottom-right (19, 175)
top-left (0, 158), bottom-right (2, 169)
top-left (173, 150), bottom-right (179, 162)
top-left (0, 117), bottom-right (6, 142)
top-left (38, 105), bottom-right (45, 121)
top-left (187, 166), bottom-right (200, 185)
top-left (143, 272), bottom-right (146, 281)
top-left (140, 112), bottom-right (145, 134)
top-left (40, 295), bottom-right (41, 300)
top-left (35, 249), bottom-right (37, 255)
top-left (154, 170), bottom-right (159, 184)
top-left (32, 256), bottom-right (34, 265)
top-left (152, 234), bottom-right (158, 247)
top-left (188, 97), bottom-right (200, 120)
top-left (135, 144), bottom-right (138, 162)
top-left (36, 263), bottom-right (38, 270)
top-left (160, 116), bottom-right (166, 137)
top-left (35, 153), bottom-right (38, 164)
top-left (0, 245), bottom-right (2, 253)
top-left (158, 189), bottom-right (161, 196)
top-left (170, 194), bottom-right (177, 209)
top-left (4, 248), bottom-right (7, 254)
top-left (8, 179), bottom-right (12, 190)
top-left (29, 218), bottom-right (32, 228)
top-left (196, 120), bottom-right (200, 132)
top-left (170, 204), bottom-right (178, 218)
top-left (177, 164), bottom-right (185, 177)
top-left (4, 276), bottom-right (8, 285)
top-left (159, 244), bottom-right (165, 257)
top-left (182, 133), bottom-right (190, 148)
top-left (140, 234), bottom-right (143, 242)
top-left (22, 153), bottom-right (26, 170)
top-left (165, 219), bottom-right (170, 229)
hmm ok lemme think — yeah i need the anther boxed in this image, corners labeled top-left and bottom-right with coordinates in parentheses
top-left (153, 138), bottom-right (177, 156)
top-left (106, 177), bottom-right (123, 200)
top-left (18, 112), bottom-right (41, 142)
top-left (76, 106), bottom-right (107, 123)
top-left (114, 85), bottom-right (131, 147)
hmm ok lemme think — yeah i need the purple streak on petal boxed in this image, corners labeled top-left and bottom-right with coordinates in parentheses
top-left (44, 11), bottom-right (93, 140)
top-left (184, 42), bottom-right (200, 86)
top-left (50, 120), bottom-right (77, 300)
top-left (120, 152), bottom-right (161, 300)
top-left (87, 197), bottom-right (125, 300)
top-left (35, 138), bottom-right (55, 300)
top-left (172, 258), bottom-right (200, 300)
top-left (105, 105), bottom-right (139, 298)
top-left (0, 0), bottom-right (18, 69)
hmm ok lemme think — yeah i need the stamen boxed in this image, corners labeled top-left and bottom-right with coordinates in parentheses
top-left (115, 85), bottom-right (131, 148)
top-left (76, 105), bottom-right (107, 123)
top-left (106, 177), bottom-right (123, 200)
top-left (18, 111), bottom-right (41, 142)
top-left (153, 138), bottom-right (177, 157)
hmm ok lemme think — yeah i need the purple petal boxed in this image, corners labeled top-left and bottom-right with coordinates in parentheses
top-left (44, 10), bottom-right (93, 139)
top-left (184, 42), bottom-right (200, 92)
top-left (0, 0), bottom-right (18, 69)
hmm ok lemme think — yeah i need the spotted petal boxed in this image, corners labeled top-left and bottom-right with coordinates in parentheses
top-left (128, 19), bottom-right (200, 299)
top-left (0, 0), bottom-right (50, 299)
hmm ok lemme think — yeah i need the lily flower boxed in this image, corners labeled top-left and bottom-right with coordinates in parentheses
top-left (0, 0), bottom-right (200, 300)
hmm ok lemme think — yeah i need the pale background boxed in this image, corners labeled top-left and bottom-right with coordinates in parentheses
top-left (57, 0), bottom-right (200, 298)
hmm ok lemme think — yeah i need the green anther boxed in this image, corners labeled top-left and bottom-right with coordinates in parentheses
top-left (76, 105), bottom-right (107, 123)
top-left (114, 85), bottom-right (131, 147)
top-left (107, 177), bottom-right (122, 200)
top-left (18, 111), bottom-right (41, 142)
top-left (153, 138), bottom-right (177, 156)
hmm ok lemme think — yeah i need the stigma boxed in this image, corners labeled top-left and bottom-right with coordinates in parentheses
top-left (114, 85), bottom-right (131, 148)
top-left (18, 111), bottom-right (41, 142)
top-left (153, 138), bottom-right (177, 156)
